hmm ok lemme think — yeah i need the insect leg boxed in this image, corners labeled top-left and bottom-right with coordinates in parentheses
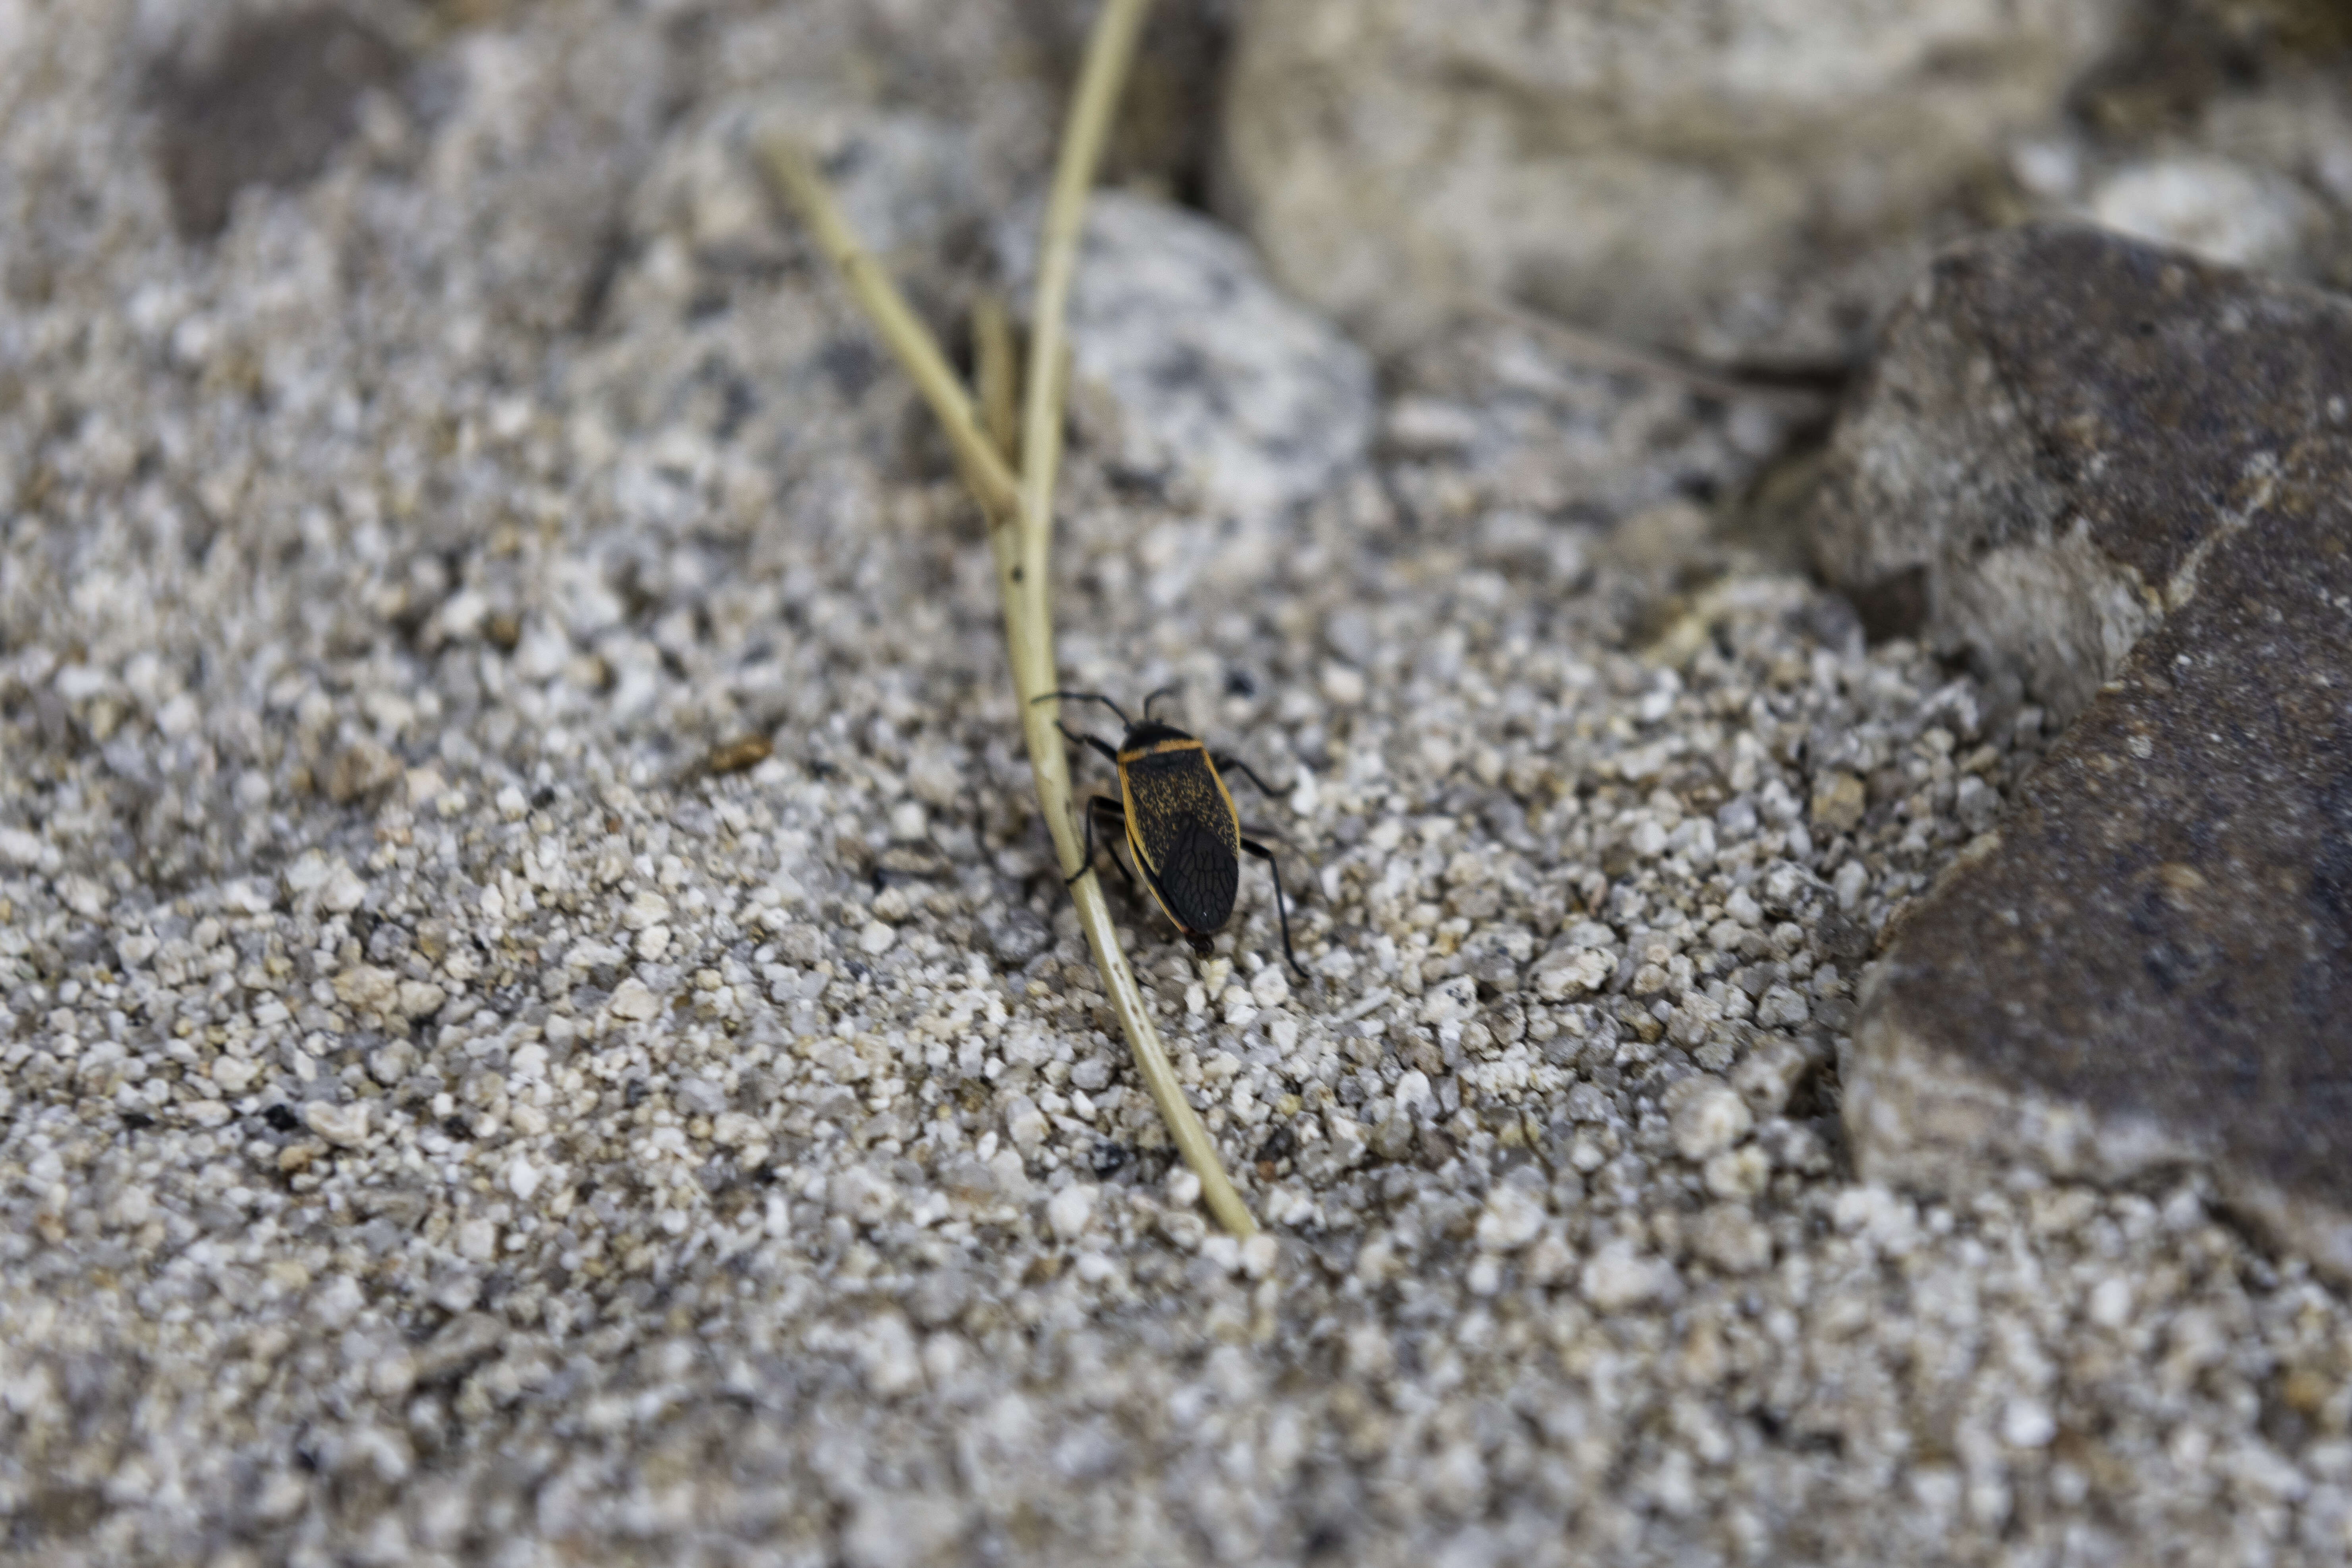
top-left (1034, 690), bottom-right (1132, 726)
top-left (1240, 837), bottom-right (1307, 979)
top-left (1087, 796), bottom-right (1137, 895)
top-left (1068, 793), bottom-right (1114, 886)
top-left (1055, 721), bottom-right (1121, 766)
top-left (1212, 755), bottom-right (1285, 798)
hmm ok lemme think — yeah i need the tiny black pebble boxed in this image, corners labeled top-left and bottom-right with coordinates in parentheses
top-left (262, 1104), bottom-right (301, 1133)
top-left (531, 784), bottom-right (558, 809)
top-left (1090, 1140), bottom-right (1130, 1178)
top-left (1224, 667), bottom-right (1257, 698)
top-left (1252, 1126), bottom-right (1297, 1165)
top-left (442, 1115), bottom-right (471, 1139)
top-left (120, 1111), bottom-right (155, 1131)
top-left (625, 1080), bottom-right (650, 1108)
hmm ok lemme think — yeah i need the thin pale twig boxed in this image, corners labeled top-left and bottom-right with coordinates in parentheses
top-left (973, 293), bottom-right (1020, 467)
top-left (1003, 0), bottom-right (1257, 1240)
top-left (758, 137), bottom-right (1023, 524)
top-left (759, 0), bottom-right (1258, 1240)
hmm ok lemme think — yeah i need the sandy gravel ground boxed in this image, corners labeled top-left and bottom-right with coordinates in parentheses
top-left (6, 6), bottom-right (2351, 1565)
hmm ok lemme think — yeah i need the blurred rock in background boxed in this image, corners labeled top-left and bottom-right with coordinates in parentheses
top-left (1220, 0), bottom-right (2352, 370)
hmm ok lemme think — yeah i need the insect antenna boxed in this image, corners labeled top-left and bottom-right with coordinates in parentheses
top-left (1034, 689), bottom-right (1132, 726)
top-left (1141, 684), bottom-right (1180, 720)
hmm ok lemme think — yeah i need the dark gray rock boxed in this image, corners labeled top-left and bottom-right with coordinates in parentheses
top-left (1814, 221), bottom-right (2352, 722)
top-left (153, 10), bottom-right (407, 240)
top-left (1825, 223), bottom-right (2352, 1279)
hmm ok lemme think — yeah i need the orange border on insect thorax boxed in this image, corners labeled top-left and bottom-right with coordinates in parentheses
top-left (1115, 736), bottom-right (1208, 763)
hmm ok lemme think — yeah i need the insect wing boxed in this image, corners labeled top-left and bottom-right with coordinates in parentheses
top-left (1147, 817), bottom-right (1240, 933)
top-left (1120, 747), bottom-right (1240, 933)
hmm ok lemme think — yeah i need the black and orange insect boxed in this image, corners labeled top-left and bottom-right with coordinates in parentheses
top-left (1040, 687), bottom-right (1305, 978)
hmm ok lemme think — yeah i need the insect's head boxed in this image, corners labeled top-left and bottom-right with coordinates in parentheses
top-left (1120, 719), bottom-right (1195, 748)
top-left (1037, 686), bottom-right (1196, 747)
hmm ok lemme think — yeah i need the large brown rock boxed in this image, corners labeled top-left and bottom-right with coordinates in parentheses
top-left (1820, 223), bottom-right (2352, 1277)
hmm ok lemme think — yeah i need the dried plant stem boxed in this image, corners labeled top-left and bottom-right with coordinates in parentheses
top-left (1011, 0), bottom-right (1255, 1239)
top-left (973, 294), bottom-right (1020, 465)
top-left (759, 0), bottom-right (1257, 1239)
top-left (760, 140), bottom-right (1022, 524)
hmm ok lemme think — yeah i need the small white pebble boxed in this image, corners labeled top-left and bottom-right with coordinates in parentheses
top-left (1288, 769), bottom-right (1319, 816)
top-left (1166, 1167), bottom-right (1203, 1209)
top-left (319, 860), bottom-right (367, 914)
top-left (310, 1274), bottom-right (364, 1329)
top-left (1703, 1145), bottom-right (1771, 1201)
top-left (210, 1056), bottom-right (261, 1096)
top-left (608, 979), bottom-right (661, 1021)
top-left (394, 979), bottom-right (446, 1019)
top-left (859, 921), bottom-right (898, 956)
top-left (303, 1101), bottom-right (370, 1149)
top-left (220, 878), bottom-right (274, 915)
top-left (404, 767), bottom-right (446, 809)
top-left (1730, 1037), bottom-right (1813, 1116)
top-left (0, 826), bottom-right (48, 868)
top-left (155, 691), bottom-right (200, 738)
top-left (1475, 1183), bottom-right (1548, 1252)
top-left (860, 1314), bottom-right (924, 1397)
top-left (2001, 1398), bottom-right (2056, 1449)
top-left (2088, 1276), bottom-right (2134, 1329)
top-left (1419, 975), bottom-right (1477, 1026)
top-left (454, 1217), bottom-right (499, 1262)
top-left (1004, 1096), bottom-right (1049, 1158)
top-left (1580, 1241), bottom-right (1676, 1311)
top-left (829, 1167), bottom-right (899, 1226)
top-left (1047, 1183), bottom-right (1098, 1242)
top-left (508, 1157), bottom-right (540, 1203)
top-left (1321, 662), bottom-right (1366, 706)
top-left (1240, 1233), bottom-right (1279, 1279)
top-left (1692, 1204), bottom-right (1774, 1273)
top-left (1669, 1080), bottom-right (1753, 1161)
top-left (332, 964), bottom-right (400, 1013)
